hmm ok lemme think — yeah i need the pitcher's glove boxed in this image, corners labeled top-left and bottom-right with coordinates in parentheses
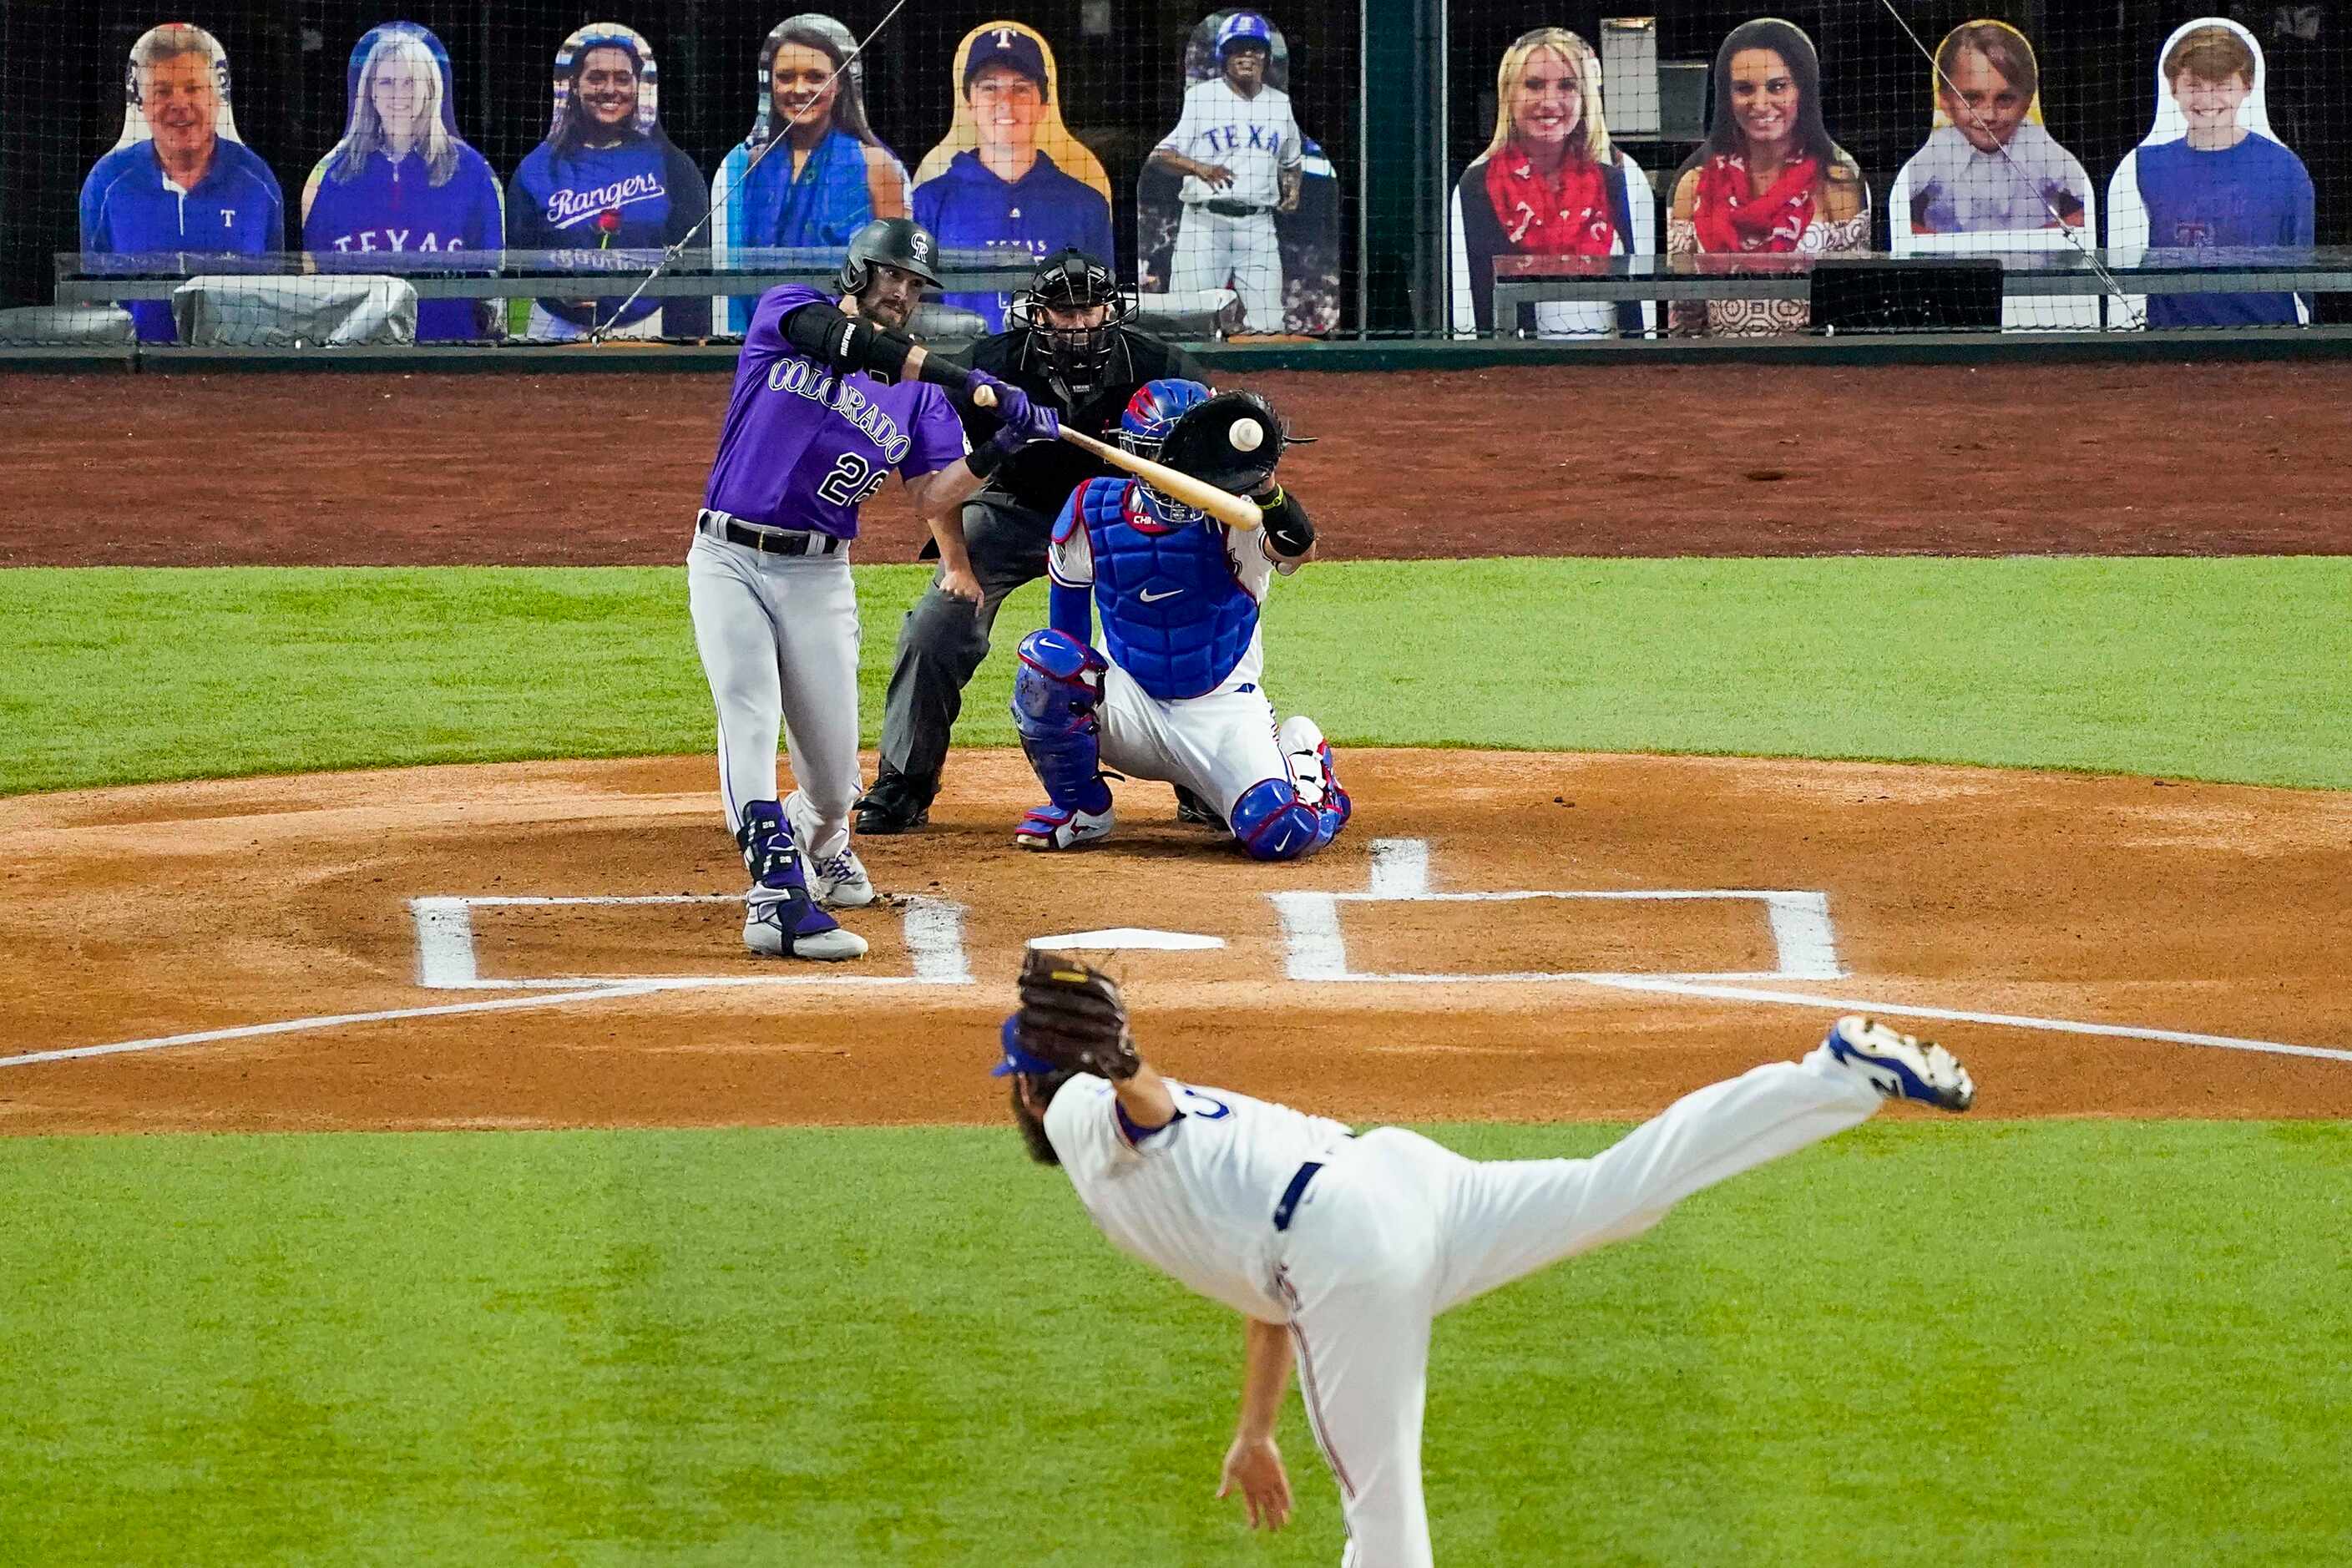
top-left (1015, 948), bottom-right (1141, 1080)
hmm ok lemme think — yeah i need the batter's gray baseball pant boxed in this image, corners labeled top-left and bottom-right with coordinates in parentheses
top-left (875, 491), bottom-right (1055, 793)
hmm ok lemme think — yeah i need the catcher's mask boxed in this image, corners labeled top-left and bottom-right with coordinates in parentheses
top-left (1010, 247), bottom-right (1133, 396)
top-left (991, 1014), bottom-right (1063, 1077)
top-left (1118, 377), bottom-right (1213, 530)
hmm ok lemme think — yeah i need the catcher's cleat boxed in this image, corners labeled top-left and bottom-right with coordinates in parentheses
top-left (1014, 800), bottom-right (1115, 851)
top-left (743, 894), bottom-right (867, 960)
top-left (1173, 783), bottom-right (1223, 828)
top-left (853, 774), bottom-right (931, 836)
top-left (810, 846), bottom-right (875, 909)
top-left (1823, 1015), bottom-right (1975, 1113)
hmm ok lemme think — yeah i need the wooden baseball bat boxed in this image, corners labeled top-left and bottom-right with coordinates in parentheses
top-left (964, 382), bottom-right (1262, 532)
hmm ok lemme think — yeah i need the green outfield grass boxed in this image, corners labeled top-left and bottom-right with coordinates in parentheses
top-left (4, 1120), bottom-right (2345, 1565)
top-left (2, 557), bottom-right (2348, 797)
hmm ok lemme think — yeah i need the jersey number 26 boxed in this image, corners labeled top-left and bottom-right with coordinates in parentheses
top-left (817, 453), bottom-right (891, 508)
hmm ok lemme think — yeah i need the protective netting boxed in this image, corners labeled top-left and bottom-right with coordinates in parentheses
top-left (1443, 4), bottom-right (2348, 336)
top-left (3, 4), bottom-right (2347, 346)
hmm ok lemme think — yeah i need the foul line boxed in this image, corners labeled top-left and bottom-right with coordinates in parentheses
top-left (0, 982), bottom-right (690, 1069)
top-left (1581, 975), bottom-right (2352, 1065)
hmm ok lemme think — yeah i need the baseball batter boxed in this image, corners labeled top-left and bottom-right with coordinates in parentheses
top-left (1149, 13), bottom-right (1305, 333)
top-left (997, 950), bottom-right (1980, 1567)
top-left (1009, 378), bottom-right (1348, 860)
top-left (690, 216), bottom-right (1060, 959)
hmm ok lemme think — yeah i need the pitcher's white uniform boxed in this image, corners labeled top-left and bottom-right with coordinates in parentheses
top-left (1158, 75), bottom-right (1303, 331)
top-left (1045, 506), bottom-right (1299, 813)
top-left (1044, 1044), bottom-right (1904, 1566)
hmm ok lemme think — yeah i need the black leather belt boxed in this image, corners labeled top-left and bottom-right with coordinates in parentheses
top-left (699, 508), bottom-right (845, 557)
top-left (1203, 198), bottom-right (1272, 218)
top-left (1272, 1160), bottom-right (1325, 1232)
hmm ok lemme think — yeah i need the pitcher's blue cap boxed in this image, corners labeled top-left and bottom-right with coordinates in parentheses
top-left (991, 1014), bottom-right (1062, 1077)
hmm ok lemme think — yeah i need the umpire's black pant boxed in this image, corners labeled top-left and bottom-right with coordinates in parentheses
top-left (875, 490), bottom-right (1054, 796)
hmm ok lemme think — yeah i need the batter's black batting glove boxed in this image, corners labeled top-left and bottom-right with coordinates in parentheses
top-left (1013, 949), bottom-right (1141, 1080)
top-left (1257, 485), bottom-right (1316, 559)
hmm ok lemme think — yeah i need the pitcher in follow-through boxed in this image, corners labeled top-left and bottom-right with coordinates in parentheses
top-left (686, 216), bottom-right (1060, 959)
top-left (997, 949), bottom-right (1980, 1567)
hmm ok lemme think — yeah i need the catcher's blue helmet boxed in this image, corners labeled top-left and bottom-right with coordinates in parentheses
top-left (1117, 377), bottom-right (1212, 458)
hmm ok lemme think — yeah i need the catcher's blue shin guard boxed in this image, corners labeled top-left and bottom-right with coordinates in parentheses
top-left (1228, 777), bottom-right (1345, 862)
top-left (1010, 629), bottom-right (1114, 815)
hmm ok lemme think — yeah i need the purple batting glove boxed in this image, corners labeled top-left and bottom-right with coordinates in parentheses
top-left (968, 368), bottom-right (1060, 447)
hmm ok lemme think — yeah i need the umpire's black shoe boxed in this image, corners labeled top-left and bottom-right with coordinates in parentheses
top-left (1173, 785), bottom-right (1223, 828)
top-left (855, 774), bottom-right (932, 836)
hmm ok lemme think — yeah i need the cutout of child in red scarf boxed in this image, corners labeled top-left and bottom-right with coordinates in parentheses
top-left (1447, 28), bottom-right (1655, 338)
top-left (1667, 17), bottom-right (1869, 337)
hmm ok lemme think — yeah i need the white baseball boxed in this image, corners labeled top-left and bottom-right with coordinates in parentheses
top-left (1228, 417), bottom-right (1265, 453)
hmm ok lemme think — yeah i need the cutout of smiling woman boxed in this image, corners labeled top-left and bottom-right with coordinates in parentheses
top-left (506, 22), bottom-right (709, 340)
top-left (302, 23), bottom-right (503, 341)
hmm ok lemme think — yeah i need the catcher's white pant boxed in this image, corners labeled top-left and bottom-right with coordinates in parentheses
top-left (686, 528), bottom-right (862, 861)
top-left (1170, 205), bottom-right (1285, 332)
top-left (1095, 662), bottom-right (1307, 820)
top-left (1272, 1050), bottom-right (1881, 1567)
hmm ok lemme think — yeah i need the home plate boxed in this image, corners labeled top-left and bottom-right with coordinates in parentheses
top-left (1026, 928), bottom-right (1227, 952)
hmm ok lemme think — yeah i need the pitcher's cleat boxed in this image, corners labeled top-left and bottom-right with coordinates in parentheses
top-left (1823, 1015), bottom-right (1975, 1112)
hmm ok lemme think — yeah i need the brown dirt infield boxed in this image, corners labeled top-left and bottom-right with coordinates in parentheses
top-left (6, 361), bottom-right (2351, 567)
top-left (4, 749), bottom-right (2348, 1135)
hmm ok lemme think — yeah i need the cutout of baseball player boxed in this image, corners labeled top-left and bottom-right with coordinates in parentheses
top-left (1667, 18), bottom-right (1869, 337)
top-left (2108, 18), bottom-right (2314, 329)
top-left (301, 23), bottom-right (504, 343)
top-left (688, 217), bottom-right (1060, 959)
top-left (911, 22), bottom-right (1116, 333)
top-left (711, 14), bottom-right (911, 336)
top-left (1145, 12), bottom-right (1305, 335)
top-left (1447, 28), bottom-right (1656, 339)
top-left (1008, 378), bottom-right (1348, 861)
top-left (860, 249), bottom-right (1216, 839)
top-left (995, 971), bottom-right (1979, 1568)
top-left (79, 23), bottom-right (285, 344)
top-left (506, 23), bottom-right (709, 341)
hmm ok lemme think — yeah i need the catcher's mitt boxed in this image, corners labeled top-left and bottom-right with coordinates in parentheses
top-left (1158, 388), bottom-right (1307, 493)
top-left (1014, 948), bottom-right (1141, 1080)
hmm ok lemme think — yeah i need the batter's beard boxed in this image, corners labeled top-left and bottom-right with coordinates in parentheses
top-left (1010, 1080), bottom-right (1060, 1165)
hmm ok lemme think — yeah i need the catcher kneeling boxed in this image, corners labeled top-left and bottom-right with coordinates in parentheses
top-left (1009, 378), bottom-right (1349, 859)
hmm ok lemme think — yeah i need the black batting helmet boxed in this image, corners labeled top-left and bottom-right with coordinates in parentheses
top-left (838, 218), bottom-right (942, 294)
top-left (1009, 247), bottom-right (1134, 392)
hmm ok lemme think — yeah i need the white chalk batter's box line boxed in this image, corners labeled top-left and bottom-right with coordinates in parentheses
top-left (409, 893), bottom-right (974, 989)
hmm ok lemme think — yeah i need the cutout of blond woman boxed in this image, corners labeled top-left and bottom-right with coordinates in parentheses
top-left (1667, 18), bottom-right (1868, 337)
top-left (711, 14), bottom-right (910, 335)
top-left (1448, 28), bottom-right (1654, 338)
top-left (302, 23), bottom-right (503, 341)
top-left (911, 22), bottom-right (1115, 331)
top-left (505, 22), bottom-right (709, 341)
top-left (2108, 17), bottom-right (2314, 329)
top-left (78, 23), bottom-right (284, 343)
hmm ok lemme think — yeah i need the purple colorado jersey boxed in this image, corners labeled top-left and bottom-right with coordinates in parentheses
top-left (702, 285), bottom-right (967, 536)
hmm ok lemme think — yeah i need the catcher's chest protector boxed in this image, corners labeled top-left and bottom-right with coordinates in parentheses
top-left (1085, 479), bottom-right (1259, 701)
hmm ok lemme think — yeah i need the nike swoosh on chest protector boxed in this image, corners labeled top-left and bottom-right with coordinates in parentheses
top-left (1139, 586), bottom-right (1184, 602)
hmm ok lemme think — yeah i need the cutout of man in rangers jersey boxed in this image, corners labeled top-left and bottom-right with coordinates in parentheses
top-left (1147, 12), bottom-right (1304, 333)
top-left (1008, 377), bottom-right (1347, 861)
top-left (996, 970), bottom-right (1979, 1567)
